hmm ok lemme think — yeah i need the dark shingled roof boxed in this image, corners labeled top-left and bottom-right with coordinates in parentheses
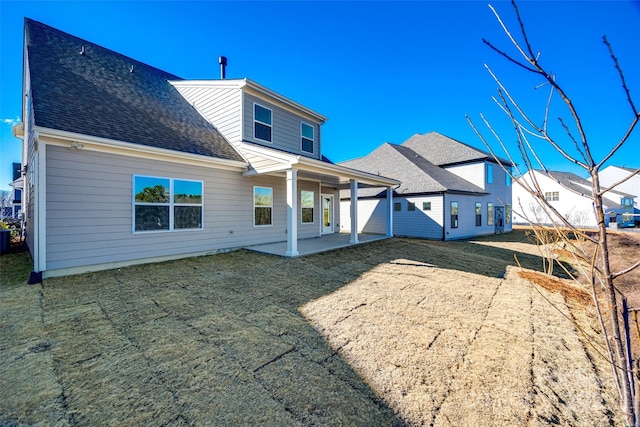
top-left (25, 18), bottom-right (244, 162)
top-left (339, 143), bottom-right (487, 198)
top-left (401, 132), bottom-right (513, 166)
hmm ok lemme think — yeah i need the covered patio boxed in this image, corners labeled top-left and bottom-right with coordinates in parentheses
top-left (245, 233), bottom-right (390, 257)
top-left (241, 143), bottom-right (400, 257)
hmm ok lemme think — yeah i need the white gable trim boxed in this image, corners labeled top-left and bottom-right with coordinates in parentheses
top-left (171, 78), bottom-right (328, 124)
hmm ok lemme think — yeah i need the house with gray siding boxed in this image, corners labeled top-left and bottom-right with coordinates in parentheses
top-left (339, 132), bottom-right (514, 240)
top-left (14, 19), bottom-right (398, 278)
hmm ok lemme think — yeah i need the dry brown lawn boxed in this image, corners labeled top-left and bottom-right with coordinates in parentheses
top-left (0, 230), bottom-right (629, 425)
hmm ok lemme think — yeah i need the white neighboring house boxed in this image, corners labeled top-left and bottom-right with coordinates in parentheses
top-left (596, 165), bottom-right (640, 214)
top-left (339, 132), bottom-right (514, 240)
top-left (512, 170), bottom-right (636, 228)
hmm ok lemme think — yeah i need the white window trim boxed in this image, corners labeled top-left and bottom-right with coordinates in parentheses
top-left (301, 122), bottom-right (314, 154)
top-left (451, 201), bottom-right (459, 229)
top-left (132, 175), bottom-right (204, 234)
top-left (253, 185), bottom-right (273, 227)
top-left (487, 202), bottom-right (494, 226)
top-left (545, 191), bottom-right (559, 202)
top-left (301, 189), bottom-right (315, 224)
top-left (253, 102), bottom-right (273, 143)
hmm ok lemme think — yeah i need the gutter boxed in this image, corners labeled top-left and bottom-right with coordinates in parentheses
top-left (293, 156), bottom-right (400, 187)
top-left (442, 192), bottom-right (446, 241)
top-left (34, 126), bottom-right (249, 171)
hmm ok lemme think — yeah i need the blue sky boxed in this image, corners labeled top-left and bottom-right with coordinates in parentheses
top-left (1, 1), bottom-right (639, 191)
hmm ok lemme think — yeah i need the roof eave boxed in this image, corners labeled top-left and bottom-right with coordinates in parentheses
top-left (294, 156), bottom-right (400, 187)
top-left (12, 122), bottom-right (24, 138)
top-left (34, 126), bottom-right (249, 171)
top-left (170, 78), bottom-right (328, 124)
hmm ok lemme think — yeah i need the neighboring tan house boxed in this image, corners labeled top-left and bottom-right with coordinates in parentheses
top-left (512, 169), bottom-right (636, 228)
top-left (339, 132), bottom-right (514, 240)
top-left (14, 19), bottom-right (398, 278)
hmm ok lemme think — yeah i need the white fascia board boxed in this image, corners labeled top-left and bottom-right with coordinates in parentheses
top-left (240, 142), bottom-right (399, 187)
top-left (169, 79), bottom-right (246, 90)
top-left (13, 122), bottom-right (24, 138)
top-left (243, 79), bottom-right (328, 124)
top-left (294, 157), bottom-right (399, 187)
top-left (241, 142), bottom-right (299, 163)
top-left (34, 126), bottom-right (248, 171)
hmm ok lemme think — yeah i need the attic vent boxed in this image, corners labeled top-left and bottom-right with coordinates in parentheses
top-left (80, 46), bottom-right (85, 55)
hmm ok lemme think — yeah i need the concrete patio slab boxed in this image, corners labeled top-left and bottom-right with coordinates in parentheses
top-left (244, 233), bottom-right (389, 257)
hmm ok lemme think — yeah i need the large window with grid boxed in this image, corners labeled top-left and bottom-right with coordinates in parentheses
top-left (134, 176), bottom-right (203, 232)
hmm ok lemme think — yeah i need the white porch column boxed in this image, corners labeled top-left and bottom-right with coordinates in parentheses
top-left (286, 168), bottom-right (299, 256)
top-left (386, 186), bottom-right (394, 237)
top-left (349, 179), bottom-right (359, 244)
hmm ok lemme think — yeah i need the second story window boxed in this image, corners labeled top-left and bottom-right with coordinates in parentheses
top-left (254, 103), bottom-right (272, 142)
top-left (301, 122), bottom-right (314, 153)
top-left (545, 191), bottom-right (559, 202)
top-left (486, 164), bottom-right (493, 184)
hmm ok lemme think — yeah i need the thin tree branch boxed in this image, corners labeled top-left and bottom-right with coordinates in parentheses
top-left (510, 0), bottom-right (537, 61)
top-left (558, 116), bottom-right (588, 165)
top-left (613, 260), bottom-right (640, 279)
top-left (597, 115), bottom-right (640, 170)
top-left (601, 167), bottom-right (640, 195)
top-left (482, 39), bottom-right (538, 73)
top-left (485, 65), bottom-right (591, 169)
top-left (604, 35), bottom-right (638, 116)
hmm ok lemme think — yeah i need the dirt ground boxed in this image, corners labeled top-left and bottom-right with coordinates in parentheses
top-left (0, 230), bottom-right (627, 425)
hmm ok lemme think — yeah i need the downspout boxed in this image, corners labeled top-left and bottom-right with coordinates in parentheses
top-left (442, 192), bottom-right (446, 241)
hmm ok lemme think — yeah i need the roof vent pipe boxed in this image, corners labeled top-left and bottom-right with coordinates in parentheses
top-left (219, 56), bottom-right (227, 79)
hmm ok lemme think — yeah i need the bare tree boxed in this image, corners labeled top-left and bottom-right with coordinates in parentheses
top-left (466, 1), bottom-right (640, 424)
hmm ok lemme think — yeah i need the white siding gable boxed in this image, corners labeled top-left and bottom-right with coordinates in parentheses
top-left (513, 171), bottom-right (599, 227)
top-left (598, 166), bottom-right (640, 199)
top-left (445, 162), bottom-right (485, 189)
top-left (171, 84), bottom-right (243, 147)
